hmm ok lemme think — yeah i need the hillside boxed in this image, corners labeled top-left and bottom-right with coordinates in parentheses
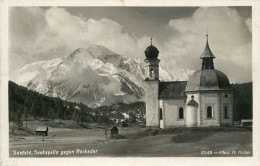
top-left (9, 81), bottom-right (145, 126)
top-left (13, 44), bottom-right (194, 107)
top-left (232, 82), bottom-right (252, 121)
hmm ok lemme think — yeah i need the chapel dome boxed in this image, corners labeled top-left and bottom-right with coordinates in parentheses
top-left (185, 69), bottom-right (231, 92)
top-left (144, 39), bottom-right (159, 60)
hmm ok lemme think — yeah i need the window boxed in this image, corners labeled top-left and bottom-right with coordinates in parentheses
top-left (159, 108), bottom-right (163, 120)
top-left (179, 107), bottom-right (184, 119)
top-left (207, 106), bottom-right (213, 118)
top-left (224, 106), bottom-right (229, 119)
top-left (150, 68), bottom-right (154, 77)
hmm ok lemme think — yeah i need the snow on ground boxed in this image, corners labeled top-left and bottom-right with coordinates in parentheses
top-left (9, 120), bottom-right (252, 157)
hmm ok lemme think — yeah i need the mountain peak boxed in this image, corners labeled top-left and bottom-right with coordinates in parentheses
top-left (65, 45), bottom-right (122, 65)
top-left (14, 44), bottom-right (194, 107)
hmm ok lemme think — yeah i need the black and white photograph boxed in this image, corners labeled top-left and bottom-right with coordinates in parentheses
top-left (1, 1), bottom-right (260, 166)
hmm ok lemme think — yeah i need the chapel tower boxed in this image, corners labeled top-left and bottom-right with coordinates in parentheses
top-left (144, 38), bottom-right (160, 128)
top-left (185, 34), bottom-right (233, 127)
top-left (201, 34), bottom-right (216, 70)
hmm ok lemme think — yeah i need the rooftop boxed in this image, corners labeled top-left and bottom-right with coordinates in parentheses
top-left (159, 81), bottom-right (187, 99)
top-left (185, 69), bottom-right (231, 92)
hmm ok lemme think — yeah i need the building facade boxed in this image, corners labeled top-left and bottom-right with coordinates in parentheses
top-left (145, 36), bottom-right (233, 129)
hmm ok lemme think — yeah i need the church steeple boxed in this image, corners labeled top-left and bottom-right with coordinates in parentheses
top-left (145, 38), bottom-right (159, 60)
top-left (201, 34), bottom-right (215, 70)
top-left (144, 38), bottom-right (160, 80)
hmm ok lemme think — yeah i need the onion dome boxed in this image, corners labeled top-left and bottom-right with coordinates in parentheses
top-left (144, 38), bottom-right (159, 60)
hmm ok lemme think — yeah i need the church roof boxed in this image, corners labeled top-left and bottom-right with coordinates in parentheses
top-left (200, 35), bottom-right (216, 59)
top-left (185, 69), bottom-right (231, 92)
top-left (159, 81), bottom-right (187, 99)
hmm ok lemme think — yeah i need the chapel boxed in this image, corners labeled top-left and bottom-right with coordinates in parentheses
top-left (144, 35), bottom-right (233, 128)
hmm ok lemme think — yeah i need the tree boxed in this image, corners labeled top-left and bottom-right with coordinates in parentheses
top-left (24, 107), bottom-right (28, 128)
top-left (47, 107), bottom-right (55, 122)
top-left (23, 97), bottom-right (30, 128)
top-left (54, 99), bottom-right (63, 123)
top-left (16, 109), bottom-right (23, 130)
top-left (129, 114), bottom-right (137, 123)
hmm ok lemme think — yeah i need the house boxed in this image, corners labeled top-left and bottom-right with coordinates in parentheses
top-left (145, 35), bottom-right (233, 129)
top-left (111, 126), bottom-right (118, 135)
top-left (35, 126), bottom-right (48, 136)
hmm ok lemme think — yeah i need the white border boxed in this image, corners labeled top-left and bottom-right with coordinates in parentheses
top-left (1, 0), bottom-right (260, 166)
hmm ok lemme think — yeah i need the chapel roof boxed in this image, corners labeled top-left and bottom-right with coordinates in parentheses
top-left (159, 81), bottom-right (187, 99)
top-left (186, 34), bottom-right (232, 92)
top-left (185, 69), bottom-right (231, 92)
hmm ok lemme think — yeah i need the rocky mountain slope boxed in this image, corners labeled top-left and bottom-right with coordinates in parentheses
top-left (13, 45), bottom-right (194, 107)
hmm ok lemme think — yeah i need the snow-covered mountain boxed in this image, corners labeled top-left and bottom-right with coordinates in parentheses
top-left (13, 45), bottom-right (194, 107)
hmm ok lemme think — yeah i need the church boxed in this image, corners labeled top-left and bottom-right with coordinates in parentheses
top-left (144, 35), bottom-right (233, 128)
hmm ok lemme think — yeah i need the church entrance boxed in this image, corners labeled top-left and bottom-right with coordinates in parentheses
top-left (186, 105), bottom-right (198, 127)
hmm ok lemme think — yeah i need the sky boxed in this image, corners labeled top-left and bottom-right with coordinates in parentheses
top-left (9, 7), bottom-right (252, 83)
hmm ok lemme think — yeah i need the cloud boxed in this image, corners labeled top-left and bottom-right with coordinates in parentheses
top-left (163, 7), bottom-right (252, 82)
top-left (9, 7), bottom-right (252, 83)
top-left (39, 7), bottom-right (151, 59)
top-left (10, 8), bottom-right (151, 68)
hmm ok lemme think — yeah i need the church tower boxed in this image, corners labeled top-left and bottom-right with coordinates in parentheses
top-left (144, 38), bottom-right (160, 128)
top-left (185, 34), bottom-right (233, 127)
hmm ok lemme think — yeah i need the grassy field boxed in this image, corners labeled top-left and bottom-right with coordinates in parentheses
top-left (9, 120), bottom-right (252, 157)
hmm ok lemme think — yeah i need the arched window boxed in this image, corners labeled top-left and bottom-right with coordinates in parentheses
top-left (159, 108), bottom-right (163, 120)
top-left (179, 107), bottom-right (184, 119)
top-left (224, 106), bottom-right (229, 118)
top-left (207, 106), bottom-right (213, 118)
top-left (150, 68), bottom-right (154, 77)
